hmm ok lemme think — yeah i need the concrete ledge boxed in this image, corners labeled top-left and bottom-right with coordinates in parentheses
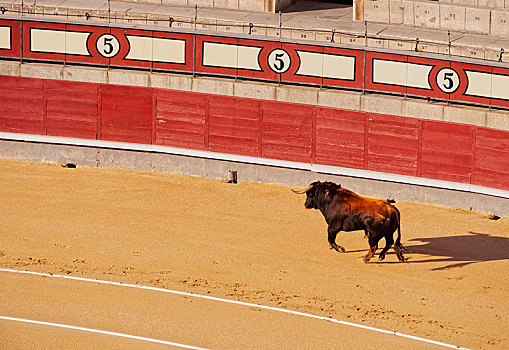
top-left (318, 89), bottom-right (362, 111)
top-left (63, 66), bottom-right (108, 84)
top-left (150, 72), bottom-right (193, 91)
top-left (276, 85), bottom-right (318, 105)
top-left (361, 93), bottom-right (403, 115)
top-left (1, 137), bottom-right (507, 216)
top-left (443, 105), bottom-right (487, 127)
top-left (192, 76), bottom-right (234, 96)
top-left (234, 80), bottom-right (276, 101)
top-left (20, 63), bottom-right (63, 80)
top-left (108, 69), bottom-right (150, 87)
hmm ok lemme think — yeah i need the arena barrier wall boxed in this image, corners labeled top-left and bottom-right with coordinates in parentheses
top-left (1, 74), bottom-right (509, 197)
top-left (1, 16), bottom-right (509, 109)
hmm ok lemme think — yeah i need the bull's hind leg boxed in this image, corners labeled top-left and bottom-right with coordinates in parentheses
top-left (378, 234), bottom-right (394, 261)
top-left (327, 226), bottom-right (345, 253)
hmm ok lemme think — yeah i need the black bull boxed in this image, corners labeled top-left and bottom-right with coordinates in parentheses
top-left (293, 181), bottom-right (408, 262)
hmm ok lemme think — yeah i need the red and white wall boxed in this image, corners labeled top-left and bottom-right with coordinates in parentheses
top-left (1, 18), bottom-right (509, 108)
top-left (0, 16), bottom-right (509, 206)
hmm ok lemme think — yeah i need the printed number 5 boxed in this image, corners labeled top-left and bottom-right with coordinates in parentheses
top-left (96, 34), bottom-right (120, 58)
top-left (436, 68), bottom-right (460, 94)
top-left (268, 49), bottom-right (291, 74)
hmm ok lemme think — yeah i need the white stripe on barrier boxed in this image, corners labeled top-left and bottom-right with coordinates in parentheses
top-left (0, 315), bottom-right (212, 350)
top-left (1, 131), bottom-right (508, 200)
top-left (0, 268), bottom-right (469, 349)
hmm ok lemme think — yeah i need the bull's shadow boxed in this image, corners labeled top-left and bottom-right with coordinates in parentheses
top-left (397, 231), bottom-right (509, 270)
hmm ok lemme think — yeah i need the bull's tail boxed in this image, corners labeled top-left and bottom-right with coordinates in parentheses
top-left (393, 209), bottom-right (408, 262)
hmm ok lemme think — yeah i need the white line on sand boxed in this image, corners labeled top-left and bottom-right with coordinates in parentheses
top-left (0, 315), bottom-right (211, 350)
top-left (0, 268), bottom-right (469, 349)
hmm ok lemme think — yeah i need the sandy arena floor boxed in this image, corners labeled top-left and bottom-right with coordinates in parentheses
top-left (0, 158), bottom-right (508, 349)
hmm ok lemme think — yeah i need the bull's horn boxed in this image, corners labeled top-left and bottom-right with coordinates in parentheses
top-left (291, 184), bottom-right (314, 194)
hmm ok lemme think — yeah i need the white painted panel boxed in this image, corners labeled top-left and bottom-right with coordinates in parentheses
top-left (296, 51), bottom-right (323, 77)
top-left (31, 28), bottom-right (65, 53)
top-left (373, 59), bottom-right (432, 89)
top-left (125, 36), bottom-right (186, 63)
top-left (203, 42), bottom-right (237, 68)
top-left (237, 46), bottom-right (261, 70)
top-left (406, 63), bottom-right (432, 89)
top-left (0, 26), bottom-right (10, 50)
top-left (323, 54), bottom-right (355, 80)
top-left (65, 32), bottom-right (90, 56)
top-left (297, 51), bottom-right (355, 80)
top-left (373, 59), bottom-right (407, 86)
top-left (491, 73), bottom-right (509, 100)
top-left (31, 29), bottom-right (89, 55)
top-left (125, 35), bottom-right (153, 61)
top-left (153, 37), bottom-right (185, 63)
top-left (465, 71), bottom-right (492, 98)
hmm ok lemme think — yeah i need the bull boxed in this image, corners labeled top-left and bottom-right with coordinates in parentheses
top-left (292, 181), bottom-right (408, 263)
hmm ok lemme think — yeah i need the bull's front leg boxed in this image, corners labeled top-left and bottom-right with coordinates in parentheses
top-left (328, 226), bottom-right (345, 253)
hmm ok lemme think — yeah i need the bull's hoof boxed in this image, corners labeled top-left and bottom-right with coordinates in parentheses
top-left (378, 254), bottom-right (386, 261)
top-left (329, 244), bottom-right (346, 253)
top-left (363, 256), bottom-right (371, 263)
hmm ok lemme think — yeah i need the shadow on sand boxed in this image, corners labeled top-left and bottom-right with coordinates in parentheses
top-left (395, 231), bottom-right (509, 270)
top-left (346, 231), bottom-right (509, 269)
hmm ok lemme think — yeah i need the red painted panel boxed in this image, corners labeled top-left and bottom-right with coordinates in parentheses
top-left (261, 101), bottom-right (313, 163)
top-left (407, 56), bottom-right (450, 100)
top-left (449, 61), bottom-right (489, 106)
top-left (68, 23), bottom-right (109, 66)
top-left (45, 80), bottom-right (98, 139)
top-left (315, 108), bottom-right (365, 169)
top-left (100, 85), bottom-right (153, 144)
top-left (366, 114), bottom-right (419, 176)
top-left (23, 21), bottom-right (67, 62)
top-left (0, 20), bottom-right (21, 58)
top-left (155, 89), bottom-right (206, 150)
top-left (0, 76), bottom-right (44, 134)
top-left (420, 120), bottom-right (474, 183)
top-left (208, 95), bottom-right (260, 157)
top-left (473, 127), bottom-right (509, 190)
top-left (195, 35), bottom-right (239, 77)
top-left (281, 43), bottom-right (323, 86)
top-left (238, 38), bottom-right (281, 81)
top-left (110, 28), bottom-right (150, 69)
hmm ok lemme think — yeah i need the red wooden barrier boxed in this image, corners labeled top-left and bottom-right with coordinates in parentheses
top-left (1, 75), bottom-right (508, 193)
top-left (101, 85), bottom-right (153, 144)
top-left (155, 89), bottom-right (206, 150)
top-left (315, 108), bottom-right (365, 169)
top-left (421, 121), bottom-right (474, 184)
top-left (0, 76), bottom-right (44, 135)
top-left (208, 95), bottom-right (261, 157)
top-left (45, 80), bottom-right (98, 139)
top-left (261, 101), bottom-right (313, 164)
top-left (366, 114), bottom-right (420, 177)
top-left (474, 127), bottom-right (509, 190)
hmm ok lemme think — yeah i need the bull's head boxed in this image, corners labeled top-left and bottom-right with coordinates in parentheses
top-left (292, 181), bottom-right (319, 209)
top-left (292, 181), bottom-right (341, 209)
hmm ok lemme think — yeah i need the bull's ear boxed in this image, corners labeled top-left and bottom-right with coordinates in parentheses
top-left (337, 184), bottom-right (341, 188)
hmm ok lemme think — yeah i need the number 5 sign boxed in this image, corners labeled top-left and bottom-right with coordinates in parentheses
top-left (96, 33), bottom-right (121, 58)
top-left (436, 68), bottom-right (461, 94)
top-left (267, 49), bottom-right (291, 74)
